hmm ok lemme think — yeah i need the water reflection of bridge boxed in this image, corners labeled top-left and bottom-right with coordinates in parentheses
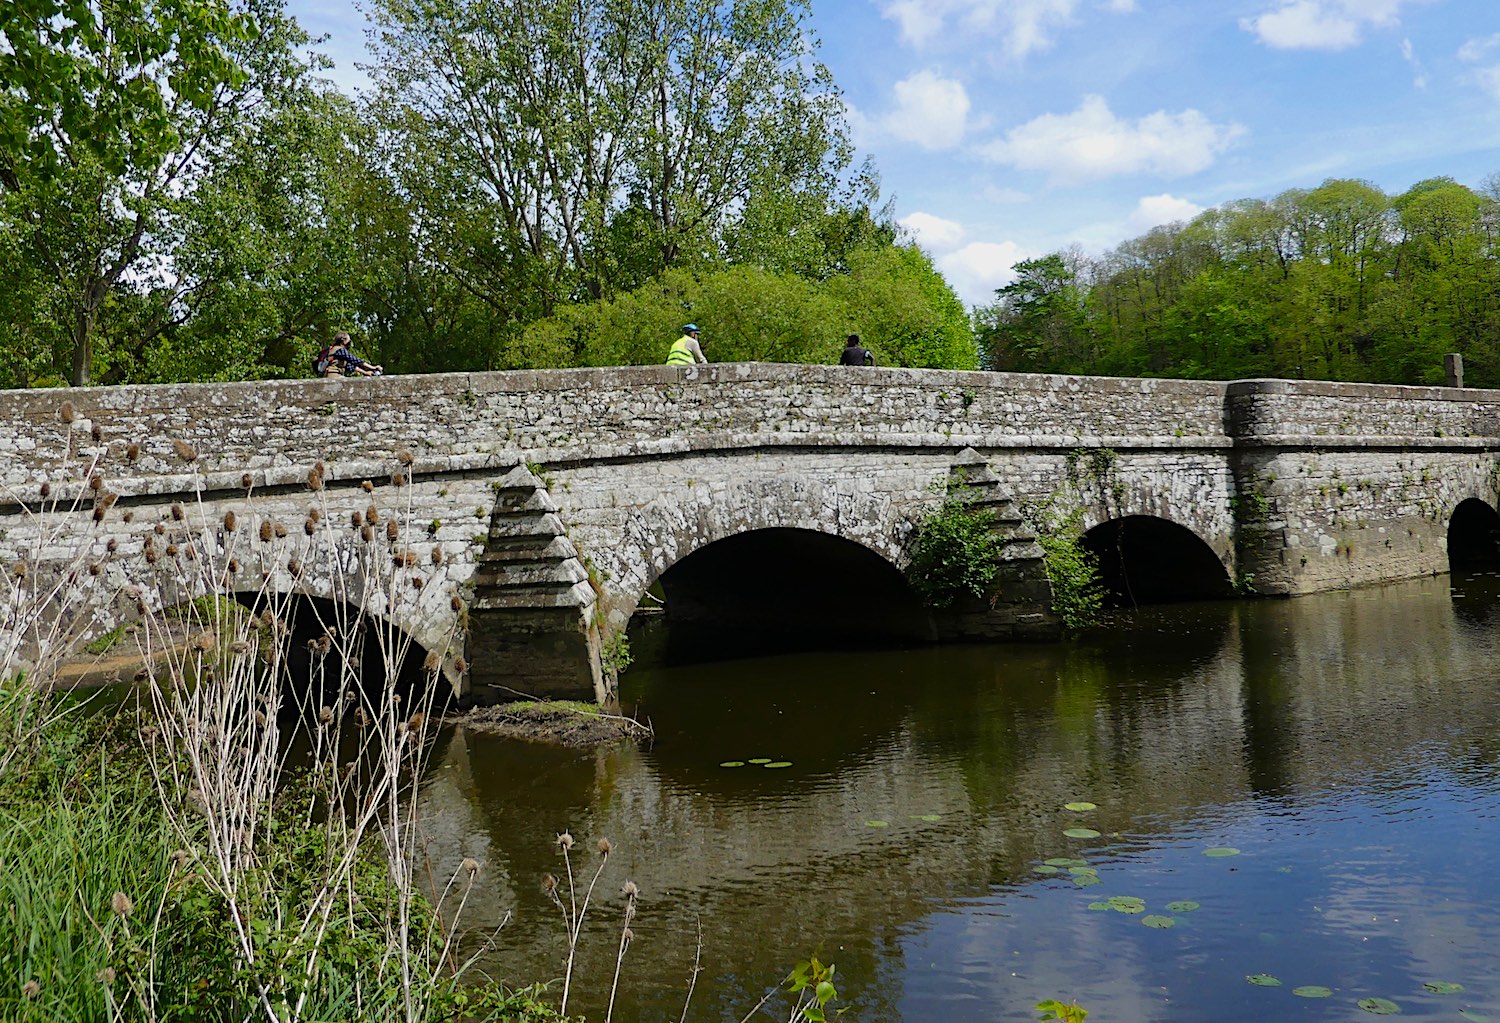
top-left (417, 573), bottom-right (1500, 1020)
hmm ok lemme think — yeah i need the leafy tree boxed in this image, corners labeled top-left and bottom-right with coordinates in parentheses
top-left (975, 253), bottom-right (1090, 373)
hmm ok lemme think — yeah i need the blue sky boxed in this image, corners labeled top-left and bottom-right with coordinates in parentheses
top-left (287, 0), bottom-right (1500, 307)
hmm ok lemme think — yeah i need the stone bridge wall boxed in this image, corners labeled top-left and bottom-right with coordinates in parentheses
top-left (2, 365), bottom-right (1499, 703)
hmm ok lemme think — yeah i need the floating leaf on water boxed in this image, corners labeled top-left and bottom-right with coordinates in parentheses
top-left (1107, 896), bottom-right (1146, 914)
top-left (1422, 982), bottom-right (1463, 995)
top-left (1064, 801), bottom-right (1097, 812)
top-left (1204, 847), bottom-right (1241, 858)
top-left (1165, 901), bottom-right (1200, 913)
top-left (1063, 827), bottom-right (1101, 839)
top-left (747, 758), bottom-right (772, 765)
top-left (1141, 915), bottom-right (1175, 928)
top-left (911, 814), bottom-right (942, 822)
top-left (1034, 864), bottom-right (1061, 875)
top-left (719, 761), bottom-right (745, 768)
top-left (1067, 866), bottom-right (1099, 876)
top-left (1460, 1010), bottom-right (1491, 1022)
top-left (1072, 874), bottom-right (1102, 887)
top-left (1087, 901), bottom-right (1112, 911)
top-left (1357, 997), bottom-right (1401, 1015)
top-left (865, 820), bottom-right (889, 828)
top-left (764, 762), bottom-right (792, 768)
top-left (1046, 857), bottom-right (1089, 868)
top-left (1293, 986), bottom-right (1333, 999)
top-left (1246, 975), bottom-right (1282, 987)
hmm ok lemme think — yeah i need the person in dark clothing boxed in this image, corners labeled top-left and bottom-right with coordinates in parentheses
top-left (839, 334), bottom-right (874, 366)
top-left (319, 331), bottom-right (383, 377)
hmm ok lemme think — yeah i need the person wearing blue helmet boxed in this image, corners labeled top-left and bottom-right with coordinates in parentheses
top-left (666, 323), bottom-right (708, 365)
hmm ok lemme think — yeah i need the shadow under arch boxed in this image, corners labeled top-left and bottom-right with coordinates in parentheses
top-left (227, 591), bottom-right (441, 710)
top-left (628, 527), bottom-right (934, 667)
top-left (1448, 497), bottom-right (1500, 571)
top-left (1083, 515), bottom-right (1233, 606)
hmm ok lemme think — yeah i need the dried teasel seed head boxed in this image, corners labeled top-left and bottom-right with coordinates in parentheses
top-left (154, 522), bottom-right (166, 535)
top-left (89, 472), bottom-right (103, 491)
top-left (362, 479), bottom-right (373, 492)
top-left (241, 472), bottom-right (253, 490)
top-left (431, 547), bottom-right (444, 565)
top-left (361, 525), bottom-right (374, 542)
top-left (450, 595), bottom-right (463, 612)
top-left (402, 550), bottom-right (419, 568)
top-left (59, 401), bottom-right (75, 424)
top-left (622, 927), bottom-right (634, 942)
top-left (392, 471), bottom-right (407, 487)
top-left (121, 509), bottom-right (133, 522)
top-left (172, 439), bottom-right (197, 462)
top-left (22, 979), bottom-right (40, 999)
top-left (598, 838), bottom-right (612, 856)
top-left (39, 481), bottom-right (51, 498)
top-left (408, 711), bottom-right (424, 731)
top-left (354, 708), bottom-right (370, 728)
top-left (365, 505), bottom-right (380, 525)
top-left (143, 546), bottom-right (157, 563)
top-left (223, 510), bottom-right (237, 532)
top-left (387, 520), bottom-right (399, 542)
top-left (92, 507), bottom-right (105, 523)
top-left (11, 561), bottom-right (26, 578)
top-left (288, 558), bottom-right (302, 578)
top-left (556, 832), bottom-right (574, 852)
top-left (90, 422), bottom-right (102, 442)
top-left (125, 442), bottom-right (140, 461)
top-left (542, 873), bottom-right (557, 893)
top-left (308, 508), bottom-right (321, 523)
top-left (319, 706), bottom-right (334, 724)
top-left (259, 520), bottom-right (273, 542)
top-left (453, 656), bottom-right (467, 673)
top-left (348, 510), bottom-right (363, 529)
top-left (423, 649), bottom-right (442, 672)
top-left (230, 640), bottom-right (249, 654)
top-left (314, 460), bottom-right (326, 475)
top-left (274, 522), bottom-right (287, 538)
top-left (166, 544), bottom-right (178, 557)
top-left (398, 448), bottom-right (414, 466)
top-left (254, 711), bottom-right (267, 728)
top-left (226, 558), bottom-right (239, 574)
top-left (111, 892), bottom-right (133, 917)
top-left (306, 468), bottom-right (323, 491)
top-left (191, 632), bottom-right (215, 652)
top-left (304, 518), bottom-right (316, 536)
top-left (99, 491), bottom-right (118, 509)
top-left (410, 575), bottom-right (424, 590)
top-left (171, 504), bottom-right (184, 521)
top-left (89, 562), bottom-right (101, 576)
top-left (106, 538), bottom-right (118, 553)
top-left (461, 856), bottom-right (480, 876)
top-left (184, 545), bottom-right (196, 560)
top-left (621, 880), bottom-right (638, 898)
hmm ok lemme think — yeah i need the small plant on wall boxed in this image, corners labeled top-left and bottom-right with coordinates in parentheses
top-left (907, 489), bottom-right (1007, 608)
top-left (1036, 524), bottom-right (1105, 629)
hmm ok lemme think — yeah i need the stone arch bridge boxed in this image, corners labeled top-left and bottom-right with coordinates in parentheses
top-left (3, 364), bottom-right (1499, 705)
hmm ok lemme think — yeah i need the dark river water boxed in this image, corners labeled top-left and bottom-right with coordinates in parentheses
top-left (420, 572), bottom-right (1500, 1022)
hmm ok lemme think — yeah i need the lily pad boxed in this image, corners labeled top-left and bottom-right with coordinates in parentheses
top-left (1204, 847), bottom-right (1241, 858)
top-left (1141, 915), bottom-right (1175, 928)
top-left (1071, 874), bottom-right (1102, 887)
top-left (719, 761), bottom-right (745, 768)
top-left (764, 761), bottom-right (792, 768)
top-left (1422, 982), bottom-right (1463, 995)
top-left (1034, 864), bottom-right (1061, 875)
top-left (911, 814), bottom-right (942, 822)
top-left (1357, 997), bottom-right (1401, 1015)
top-left (1246, 974), bottom-right (1282, 987)
top-left (1067, 866), bottom-right (1098, 876)
top-left (1107, 896), bottom-right (1146, 914)
top-left (1165, 901), bottom-right (1200, 913)
top-left (1064, 801), bottom-right (1097, 812)
top-left (1460, 1011), bottom-right (1491, 1022)
top-left (1063, 827), bottom-right (1101, 839)
top-left (1293, 987), bottom-right (1333, 999)
top-left (747, 758), bottom-right (772, 765)
top-left (1046, 857), bottom-right (1089, 868)
top-left (1086, 901), bottom-right (1112, 911)
top-left (864, 820), bottom-right (889, 828)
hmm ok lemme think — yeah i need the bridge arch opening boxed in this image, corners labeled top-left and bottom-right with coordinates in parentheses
top-left (1083, 515), bottom-right (1233, 606)
top-left (1448, 498), bottom-right (1500, 571)
top-left (630, 527), bottom-right (933, 665)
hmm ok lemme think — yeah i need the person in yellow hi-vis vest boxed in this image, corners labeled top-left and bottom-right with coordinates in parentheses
top-left (666, 323), bottom-right (708, 365)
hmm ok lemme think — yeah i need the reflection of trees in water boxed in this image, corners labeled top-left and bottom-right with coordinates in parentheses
top-left (423, 577), bottom-right (1500, 1022)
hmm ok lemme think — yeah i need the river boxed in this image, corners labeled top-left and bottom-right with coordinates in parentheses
top-left (419, 571), bottom-right (1500, 1022)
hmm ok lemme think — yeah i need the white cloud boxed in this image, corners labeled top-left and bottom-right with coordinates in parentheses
top-left (883, 71), bottom-right (972, 150)
top-left (1400, 38), bottom-right (1427, 88)
top-left (1240, 0), bottom-right (1413, 51)
top-left (1127, 194), bottom-right (1204, 233)
top-left (1458, 33), bottom-right (1500, 62)
top-left (1102, 0), bottom-right (1137, 10)
top-left (900, 212), bottom-right (967, 251)
top-left (938, 241), bottom-right (1030, 306)
top-left (880, 0), bottom-right (1080, 60)
top-left (977, 95), bottom-right (1245, 182)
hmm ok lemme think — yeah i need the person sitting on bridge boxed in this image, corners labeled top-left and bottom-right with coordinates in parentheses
top-left (666, 324), bottom-right (708, 366)
top-left (318, 332), bottom-right (383, 377)
top-left (839, 333), bottom-right (875, 366)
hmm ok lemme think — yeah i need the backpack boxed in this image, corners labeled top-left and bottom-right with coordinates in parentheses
top-left (313, 346), bottom-right (333, 376)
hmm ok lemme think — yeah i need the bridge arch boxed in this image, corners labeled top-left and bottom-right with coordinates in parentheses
top-left (1083, 515), bottom-right (1234, 605)
top-left (1448, 498), bottom-right (1500, 571)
